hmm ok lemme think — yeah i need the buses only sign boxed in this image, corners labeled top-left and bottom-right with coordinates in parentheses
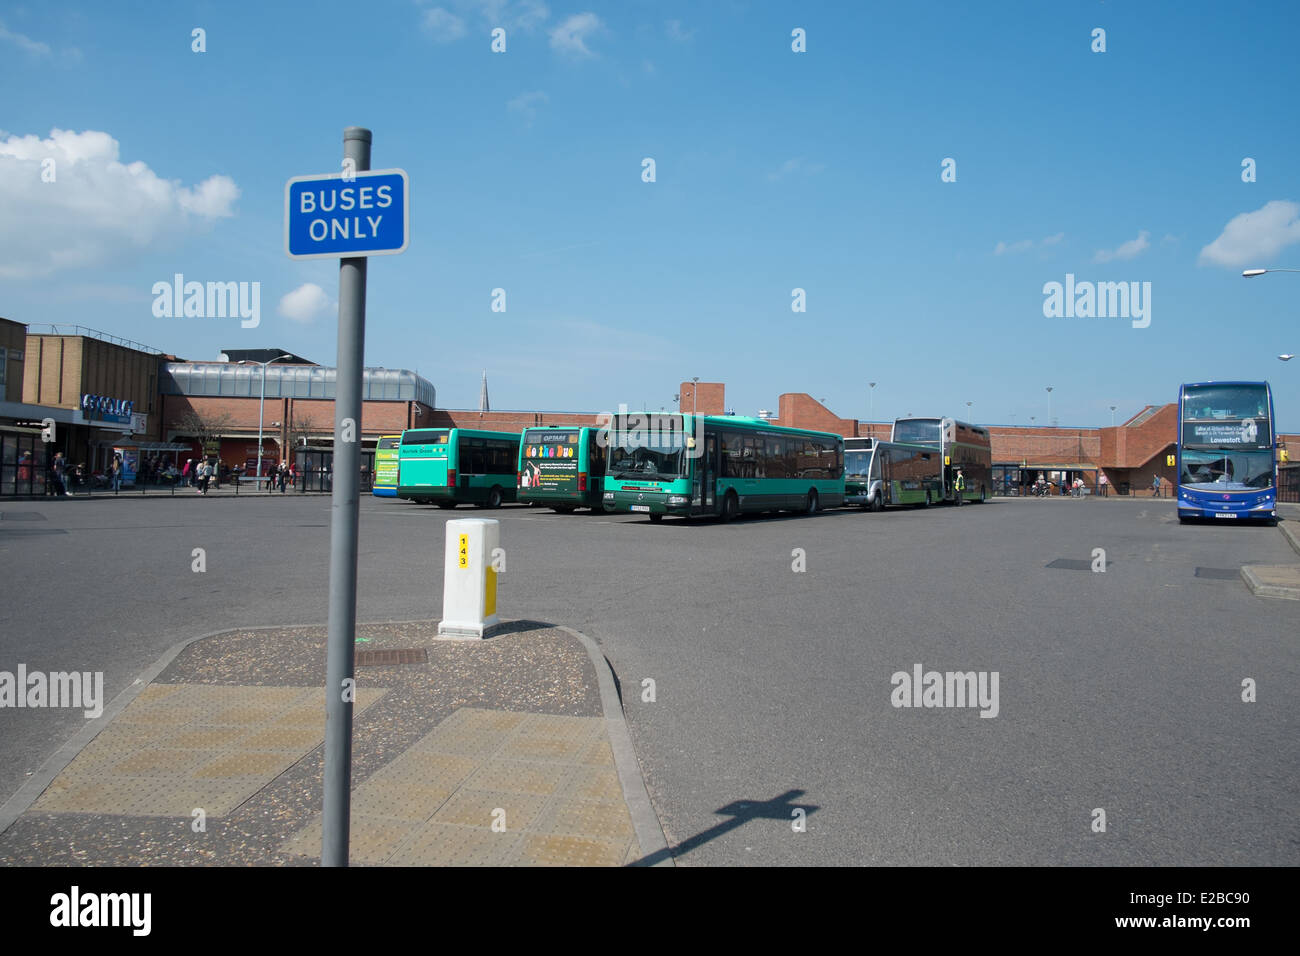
top-left (284, 169), bottom-right (409, 259)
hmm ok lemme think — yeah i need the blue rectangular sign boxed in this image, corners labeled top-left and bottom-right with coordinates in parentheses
top-left (284, 168), bottom-right (409, 259)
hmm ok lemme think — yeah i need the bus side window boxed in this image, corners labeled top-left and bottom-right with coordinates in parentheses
top-left (721, 433), bottom-right (739, 478)
top-left (766, 438), bottom-right (786, 478)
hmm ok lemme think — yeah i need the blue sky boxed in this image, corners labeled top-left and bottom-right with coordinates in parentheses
top-left (2, 0), bottom-right (1299, 428)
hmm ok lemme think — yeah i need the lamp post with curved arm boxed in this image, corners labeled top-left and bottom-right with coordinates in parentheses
top-left (238, 354), bottom-right (293, 483)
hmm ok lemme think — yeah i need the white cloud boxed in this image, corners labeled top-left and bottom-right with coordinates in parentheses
top-left (665, 19), bottom-right (693, 42)
top-left (421, 7), bottom-right (466, 42)
top-left (0, 129), bottom-right (239, 280)
top-left (1093, 230), bottom-right (1150, 263)
top-left (507, 90), bottom-right (549, 124)
top-left (767, 157), bottom-right (825, 182)
top-left (549, 12), bottom-right (601, 57)
top-left (0, 18), bottom-right (51, 56)
top-left (418, 0), bottom-right (549, 38)
top-left (278, 283), bottom-right (334, 324)
top-left (993, 232), bottom-right (1064, 255)
top-left (1198, 200), bottom-right (1300, 268)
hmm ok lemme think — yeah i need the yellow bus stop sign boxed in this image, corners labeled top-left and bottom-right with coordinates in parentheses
top-left (1166, 454), bottom-right (1175, 467)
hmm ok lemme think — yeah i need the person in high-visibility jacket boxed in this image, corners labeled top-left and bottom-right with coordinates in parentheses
top-left (955, 469), bottom-right (966, 492)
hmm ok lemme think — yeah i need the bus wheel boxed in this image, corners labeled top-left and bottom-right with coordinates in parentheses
top-left (979, 486), bottom-right (987, 503)
top-left (871, 493), bottom-right (884, 512)
top-left (721, 492), bottom-right (739, 522)
top-left (923, 492), bottom-right (931, 508)
top-left (648, 512), bottom-right (663, 523)
top-left (806, 490), bottom-right (819, 514)
top-left (486, 487), bottom-right (503, 509)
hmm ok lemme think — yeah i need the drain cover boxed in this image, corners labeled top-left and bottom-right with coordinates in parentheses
top-left (1194, 567), bottom-right (1240, 580)
top-left (1046, 558), bottom-right (1102, 571)
top-left (356, 649), bottom-right (428, 667)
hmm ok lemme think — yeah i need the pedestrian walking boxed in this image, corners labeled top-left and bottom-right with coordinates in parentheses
top-left (1152, 473), bottom-right (1161, 497)
top-left (278, 462), bottom-right (288, 493)
top-left (51, 452), bottom-right (67, 496)
top-left (1099, 473), bottom-right (1108, 497)
top-left (110, 454), bottom-right (122, 492)
top-left (183, 458), bottom-right (192, 486)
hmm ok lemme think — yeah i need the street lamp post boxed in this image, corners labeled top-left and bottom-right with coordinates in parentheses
top-left (239, 355), bottom-right (292, 484)
top-left (869, 382), bottom-right (877, 420)
top-left (1109, 405), bottom-right (1117, 426)
top-left (1046, 386), bottom-right (1054, 426)
top-left (1242, 269), bottom-right (1297, 363)
top-left (692, 376), bottom-right (700, 416)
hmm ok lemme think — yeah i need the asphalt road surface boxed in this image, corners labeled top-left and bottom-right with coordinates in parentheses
top-left (1, 494), bottom-right (1296, 865)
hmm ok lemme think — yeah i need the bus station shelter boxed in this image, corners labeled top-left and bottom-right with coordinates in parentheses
top-left (993, 463), bottom-right (1099, 496)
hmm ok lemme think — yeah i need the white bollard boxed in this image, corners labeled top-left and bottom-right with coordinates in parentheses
top-left (438, 518), bottom-right (501, 639)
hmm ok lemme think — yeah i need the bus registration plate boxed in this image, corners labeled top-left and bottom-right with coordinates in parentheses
top-left (631, 505), bottom-right (650, 512)
top-left (1213, 513), bottom-right (1237, 519)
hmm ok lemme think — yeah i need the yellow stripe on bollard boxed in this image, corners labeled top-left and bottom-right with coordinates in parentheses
top-left (485, 567), bottom-right (497, 617)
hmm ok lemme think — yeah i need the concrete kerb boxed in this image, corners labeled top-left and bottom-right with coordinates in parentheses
top-left (0, 617), bottom-right (675, 868)
top-left (1240, 565), bottom-right (1300, 601)
top-left (556, 624), bottom-right (673, 867)
top-left (1278, 518), bottom-right (1300, 557)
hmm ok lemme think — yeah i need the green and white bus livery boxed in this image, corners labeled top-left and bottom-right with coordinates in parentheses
top-left (602, 413), bottom-right (844, 522)
top-left (397, 428), bottom-right (520, 508)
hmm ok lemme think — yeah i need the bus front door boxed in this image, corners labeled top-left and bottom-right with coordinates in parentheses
top-left (695, 434), bottom-right (717, 513)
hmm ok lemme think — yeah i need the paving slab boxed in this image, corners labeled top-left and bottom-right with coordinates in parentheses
top-left (0, 620), bottom-right (665, 866)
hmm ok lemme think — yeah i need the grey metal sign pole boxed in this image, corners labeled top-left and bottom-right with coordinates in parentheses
top-left (322, 126), bottom-right (371, 866)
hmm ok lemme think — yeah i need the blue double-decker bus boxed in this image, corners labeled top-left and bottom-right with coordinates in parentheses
top-left (1176, 381), bottom-right (1278, 524)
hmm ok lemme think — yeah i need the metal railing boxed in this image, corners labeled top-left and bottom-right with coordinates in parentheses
top-left (25, 325), bottom-right (166, 355)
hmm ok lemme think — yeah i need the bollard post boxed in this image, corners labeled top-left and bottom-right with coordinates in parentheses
top-left (438, 519), bottom-right (501, 639)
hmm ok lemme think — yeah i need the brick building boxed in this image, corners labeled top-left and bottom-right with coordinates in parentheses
top-left (3, 325), bottom-right (184, 490)
top-left (4, 325), bottom-right (1295, 499)
top-left (159, 359), bottom-right (436, 478)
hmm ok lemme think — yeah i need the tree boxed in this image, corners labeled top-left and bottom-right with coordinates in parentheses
top-left (173, 410), bottom-right (233, 458)
top-left (288, 412), bottom-right (319, 453)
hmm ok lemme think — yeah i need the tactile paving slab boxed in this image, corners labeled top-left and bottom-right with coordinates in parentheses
top-left (281, 707), bottom-right (640, 866)
top-left (31, 684), bottom-right (386, 818)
